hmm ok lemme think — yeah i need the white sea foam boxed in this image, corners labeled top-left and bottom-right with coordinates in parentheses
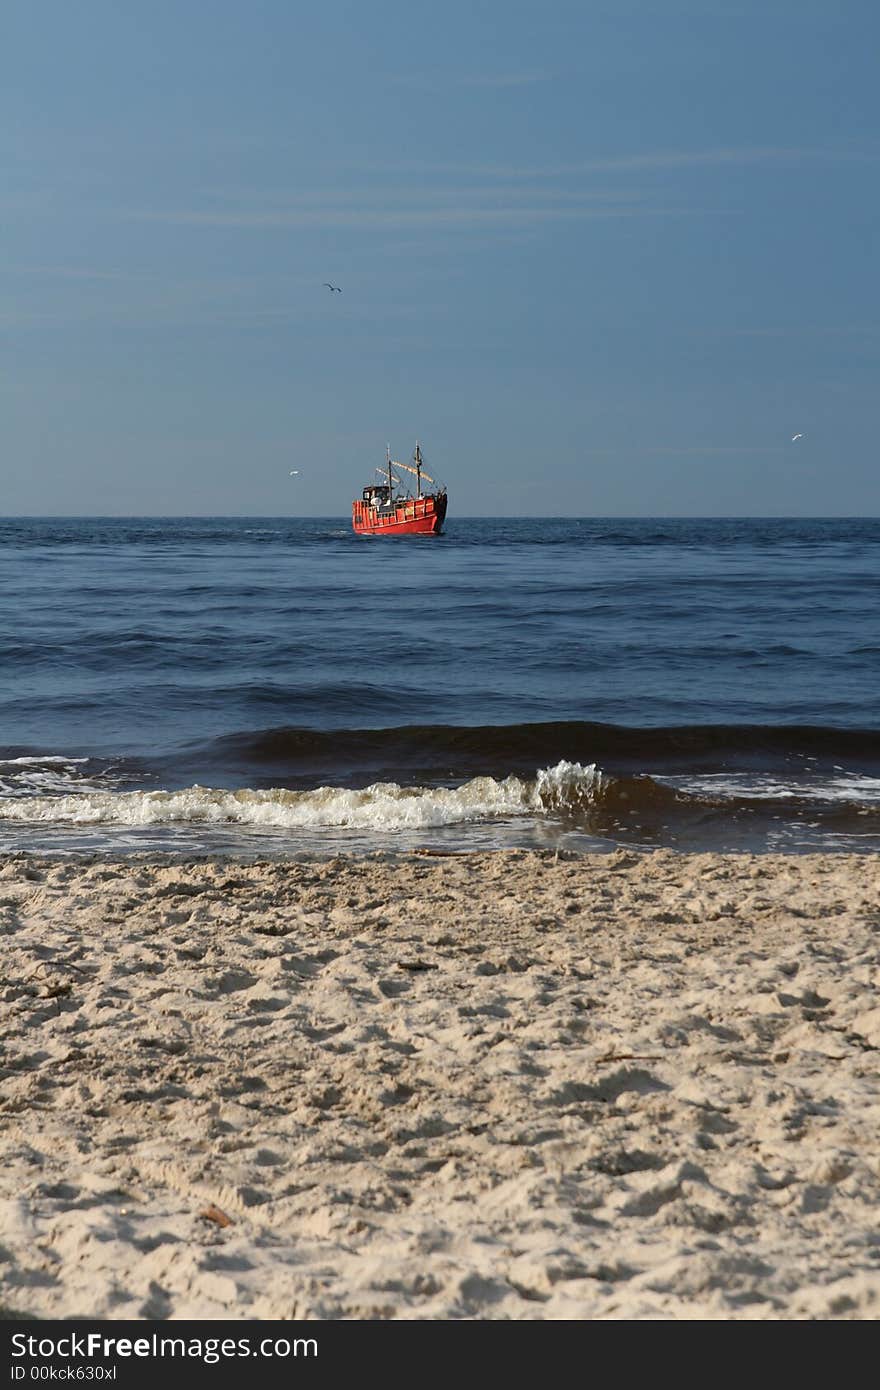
top-left (0, 756), bottom-right (88, 766)
top-left (0, 761), bottom-right (607, 831)
top-left (658, 771), bottom-right (880, 804)
top-left (0, 756), bottom-right (108, 799)
top-left (535, 759), bottom-right (611, 808)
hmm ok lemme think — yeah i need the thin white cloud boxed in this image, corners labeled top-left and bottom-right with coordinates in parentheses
top-left (707, 324), bottom-right (880, 338)
top-left (124, 203), bottom-right (711, 230)
top-left (129, 141), bottom-right (871, 237)
top-left (193, 185), bottom-right (647, 208)
top-left (456, 71), bottom-right (549, 88)
top-left (367, 145), bottom-right (875, 180)
top-left (558, 145), bottom-right (848, 175)
top-left (580, 446), bottom-right (790, 456)
top-left (1, 265), bottom-right (135, 282)
top-left (392, 70), bottom-right (550, 91)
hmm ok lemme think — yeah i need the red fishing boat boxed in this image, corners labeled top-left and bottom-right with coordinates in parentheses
top-left (352, 443), bottom-right (447, 536)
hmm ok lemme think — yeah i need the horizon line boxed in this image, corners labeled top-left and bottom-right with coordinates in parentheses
top-left (3, 513), bottom-right (876, 522)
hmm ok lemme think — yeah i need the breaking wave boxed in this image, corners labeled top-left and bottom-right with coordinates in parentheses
top-left (0, 761), bottom-right (615, 831)
top-left (2, 758), bottom-right (877, 840)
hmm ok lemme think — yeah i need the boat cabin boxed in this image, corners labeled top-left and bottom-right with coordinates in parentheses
top-left (362, 484), bottom-right (392, 508)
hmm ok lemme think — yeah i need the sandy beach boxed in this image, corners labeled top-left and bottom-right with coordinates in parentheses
top-left (1, 848), bottom-right (878, 1320)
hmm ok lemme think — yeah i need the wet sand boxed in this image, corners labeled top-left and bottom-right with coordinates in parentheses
top-left (1, 849), bottom-right (879, 1320)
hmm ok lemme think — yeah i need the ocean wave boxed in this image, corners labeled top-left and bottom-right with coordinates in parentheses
top-left (2, 759), bottom-right (878, 835)
top-left (180, 719), bottom-right (880, 788)
top-left (0, 762), bottom-right (609, 831)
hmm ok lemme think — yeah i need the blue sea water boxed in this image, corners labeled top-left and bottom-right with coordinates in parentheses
top-left (1, 516), bottom-right (878, 855)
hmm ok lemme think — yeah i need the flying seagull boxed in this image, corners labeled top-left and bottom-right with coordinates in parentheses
top-left (791, 433), bottom-right (805, 442)
top-left (289, 470), bottom-right (300, 476)
top-left (323, 283), bottom-right (342, 293)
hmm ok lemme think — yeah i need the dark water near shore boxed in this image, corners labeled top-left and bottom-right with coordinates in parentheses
top-left (1, 516), bottom-right (878, 855)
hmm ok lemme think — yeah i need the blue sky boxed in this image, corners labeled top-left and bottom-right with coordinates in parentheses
top-left (3, 0), bottom-right (879, 515)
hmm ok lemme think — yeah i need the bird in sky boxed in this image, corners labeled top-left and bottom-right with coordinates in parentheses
top-left (289, 470), bottom-right (300, 476)
top-left (791, 433), bottom-right (805, 442)
top-left (323, 283), bottom-right (342, 293)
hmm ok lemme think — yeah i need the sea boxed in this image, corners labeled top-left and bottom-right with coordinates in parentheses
top-left (1, 516), bottom-right (878, 858)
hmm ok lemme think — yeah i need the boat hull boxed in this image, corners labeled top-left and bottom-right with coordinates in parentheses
top-left (352, 493), bottom-right (446, 536)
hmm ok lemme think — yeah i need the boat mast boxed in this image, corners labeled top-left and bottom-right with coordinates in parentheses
top-left (414, 441), bottom-right (422, 496)
top-left (387, 444), bottom-right (394, 500)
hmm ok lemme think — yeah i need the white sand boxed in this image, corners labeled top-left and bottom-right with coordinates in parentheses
top-left (1, 849), bottom-right (879, 1320)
